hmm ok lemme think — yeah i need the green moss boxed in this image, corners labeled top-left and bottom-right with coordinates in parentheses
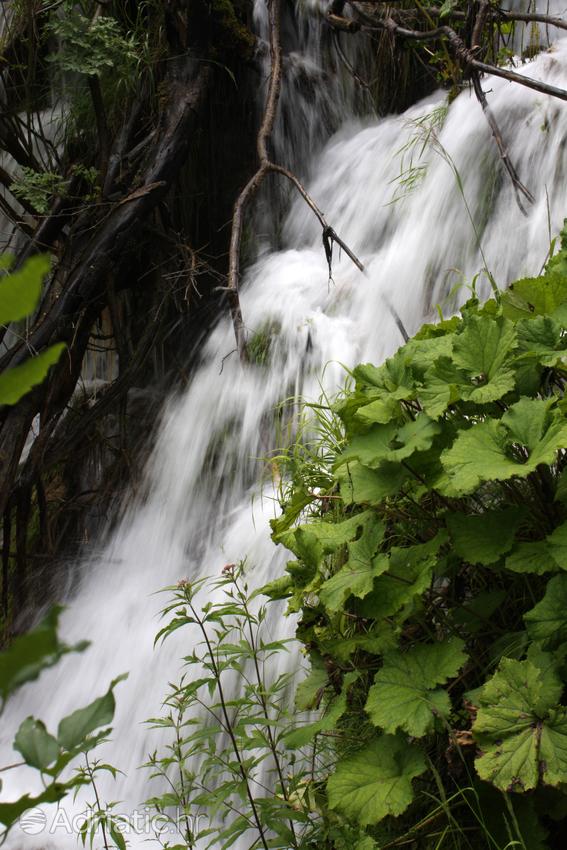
top-left (210, 0), bottom-right (255, 61)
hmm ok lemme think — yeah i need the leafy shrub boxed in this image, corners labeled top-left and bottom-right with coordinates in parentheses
top-left (47, 13), bottom-right (138, 79)
top-left (262, 226), bottom-right (567, 847)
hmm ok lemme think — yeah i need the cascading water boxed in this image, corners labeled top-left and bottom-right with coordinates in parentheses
top-left (4, 3), bottom-right (567, 847)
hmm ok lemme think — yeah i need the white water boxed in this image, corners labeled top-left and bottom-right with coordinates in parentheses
top-left (4, 7), bottom-right (567, 848)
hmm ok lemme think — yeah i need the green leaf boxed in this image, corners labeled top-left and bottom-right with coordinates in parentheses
top-left (446, 507), bottom-right (526, 565)
top-left (319, 517), bottom-right (387, 612)
top-left (57, 675), bottom-right (126, 750)
top-left (295, 654), bottom-right (328, 710)
top-left (441, 398), bottom-right (567, 496)
top-left (354, 356), bottom-right (415, 398)
top-left (358, 532), bottom-right (447, 621)
top-left (257, 574), bottom-right (293, 600)
top-left (0, 344), bottom-right (65, 406)
top-left (336, 461), bottom-right (408, 504)
top-left (327, 734), bottom-right (427, 825)
top-left (14, 717), bottom-right (59, 770)
top-left (337, 417), bottom-right (440, 470)
top-left (303, 511), bottom-right (376, 551)
top-left (0, 255), bottom-right (50, 324)
top-left (365, 639), bottom-right (466, 736)
top-left (319, 626), bottom-right (397, 663)
top-left (0, 784), bottom-right (67, 829)
top-left (451, 314), bottom-right (517, 403)
top-left (419, 358), bottom-right (461, 418)
top-left (546, 521), bottom-right (567, 569)
top-left (505, 541), bottom-right (558, 575)
top-left (356, 396), bottom-right (401, 425)
top-left (503, 271), bottom-right (567, 319)
top-left (516, 316), bottom-right (567, 367)
top-left (524, 574), bottom-right (567, 647)
top-left (472, 658), bottom-right (567, 791)
top-left (0, 607), bottom-right (88, 704)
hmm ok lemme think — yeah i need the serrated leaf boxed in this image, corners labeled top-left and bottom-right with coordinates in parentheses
top-left (473, 658), bottom-right (567, 792)
top-left (453, 314), bottom-right (517, 380)
top-left (446, 507), bottom-right (526, 565)
top-left (441, 398), bottom-right (567, 496)
top-left (546, 521), bottom-right (567, 569)
top-left (503, 271), bottom-right (567, 319)
top-left (336, 461), bottom-right (408, 504)
top-left (305, 511), bottom-right (376, 551)
top-left (0, 344), bottom-right (65, 406)
top-left (358, 532), bottom-right (447, 621)
top-left (365, 639), bottom-right (465, 736)
top-left (524, 574), bottom-right (567, 647)
top-left (327, 735), bottom-right (427, 825)
top-left (14, 718), bottom-right (59, 770)
top-left (319, 517), bottom-right (386, 612)
top-left (0, 255), bottom-right (50, 324)
top-left (354, 356), bottom-right (415, 398)
top-left (516, 316), bottom-right (567, 367)
top-left (419, 358), bottom-right (461, 418)
top-left (319, 626), bottom-right (398, 663)
top-left (337, 417), bottom-right (440, 470)
top-left (505, 541), bottom-right (558, 575)
top-left (356, 395), bottom-right (401, 425)
top-left (257, 574), bottom-right (293, 600)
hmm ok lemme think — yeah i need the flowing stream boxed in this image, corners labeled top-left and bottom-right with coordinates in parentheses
top-left (4, 3), bottom-right (567, 848)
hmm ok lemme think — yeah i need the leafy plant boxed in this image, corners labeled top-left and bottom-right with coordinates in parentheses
top-left (0, 256), bottom-right (65, 406)
top-left (260, 223), bottom-right (567, 847)
top-left (0, 608), bottom-right (126, 841)
top-left (47, 13), bottom-right (138, 79)
top-left (10, 169), bottom-right (67, 215)
top-left (147, 566), bottom-right (372, 850)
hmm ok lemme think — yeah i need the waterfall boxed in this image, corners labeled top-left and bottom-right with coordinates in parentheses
top-left (3, 4), bottom-right (567, 847)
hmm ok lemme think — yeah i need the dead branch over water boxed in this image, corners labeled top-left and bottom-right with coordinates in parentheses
top-left (227, 0), bottom-right (364, 360)
top-left (329, 0), bottom-right (567, 212)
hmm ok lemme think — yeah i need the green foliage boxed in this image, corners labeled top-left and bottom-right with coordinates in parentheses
top-left (10, 168), bottom-right (66, 214)
top-left (147, 566), bottom-right (374, 850)
top-left (327, 735), bottom-right (427, 826)
top-left (473, 657), bottom-right (567, 792)
top-left (261, 222), bottom-right (567, 846)
top-left (47, 13), bottom-right (138, 78)
top-left (0, 256), bottom-right (65, 405)
top-left (0, 610), bottom-right (126, 841)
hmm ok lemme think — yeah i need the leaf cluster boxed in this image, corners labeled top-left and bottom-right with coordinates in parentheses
top-left (0, 608), bottom-right (126, 841)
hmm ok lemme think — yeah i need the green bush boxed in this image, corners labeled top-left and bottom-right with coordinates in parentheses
top-left (262, 226), bottom-right (567, 847)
